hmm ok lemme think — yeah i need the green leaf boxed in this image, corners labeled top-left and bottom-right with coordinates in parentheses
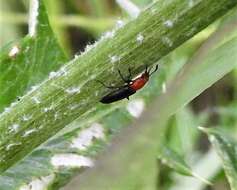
top-left (158, 145), bottom-right (194, 176)
top-left (158, 145), bottom-right (212, 185)
top-left (199, 127), bottom-right (237, 190)
top-left (0, 0), bottom-right (67, 112)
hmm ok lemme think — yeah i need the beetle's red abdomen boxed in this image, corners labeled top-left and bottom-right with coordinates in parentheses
top-left (130, 74), bottom-right (149, 91)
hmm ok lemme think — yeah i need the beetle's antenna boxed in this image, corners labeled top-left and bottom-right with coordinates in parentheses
top-left (149, 65), bottom-right (159, 76)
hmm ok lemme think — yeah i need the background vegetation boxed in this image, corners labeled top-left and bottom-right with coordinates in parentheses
top-left (0, 0), bottom-right (236, 190)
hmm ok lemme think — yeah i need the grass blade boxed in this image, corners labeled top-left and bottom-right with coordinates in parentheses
top-left (199, 127), bottom-right (237, 190)
top-left (158, 145), bottom-right (212, 185)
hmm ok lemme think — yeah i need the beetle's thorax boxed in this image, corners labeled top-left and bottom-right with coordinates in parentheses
top-left (130, 72), bottom-right (149, 91)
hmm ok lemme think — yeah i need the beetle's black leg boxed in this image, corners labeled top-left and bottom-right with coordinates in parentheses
top-left (149, 65), bottom-right (159, 76)
top-left (127, 68), bottom-right (132, 81)
top-left (126, 96), bottom-right (129, 100)
top-left (145, 65), bottom-right (149, 73)
top-left (118, 69), bottom-right (131, 83)
top-left (118, 69), bottom-right (127, 82)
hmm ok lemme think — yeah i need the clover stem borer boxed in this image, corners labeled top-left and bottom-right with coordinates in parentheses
top-left (99, 65), bottom-right (159, 104)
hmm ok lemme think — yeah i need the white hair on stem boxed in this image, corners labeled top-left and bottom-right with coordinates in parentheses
top-left (28, 0), bottom-right (39, 36)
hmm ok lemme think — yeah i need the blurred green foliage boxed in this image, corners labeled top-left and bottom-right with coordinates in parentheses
top-left (0, 0), bottom-right (236, 190)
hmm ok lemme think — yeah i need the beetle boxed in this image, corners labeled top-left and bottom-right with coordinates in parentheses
top-left (98, 65), bottom-right (159, 104)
